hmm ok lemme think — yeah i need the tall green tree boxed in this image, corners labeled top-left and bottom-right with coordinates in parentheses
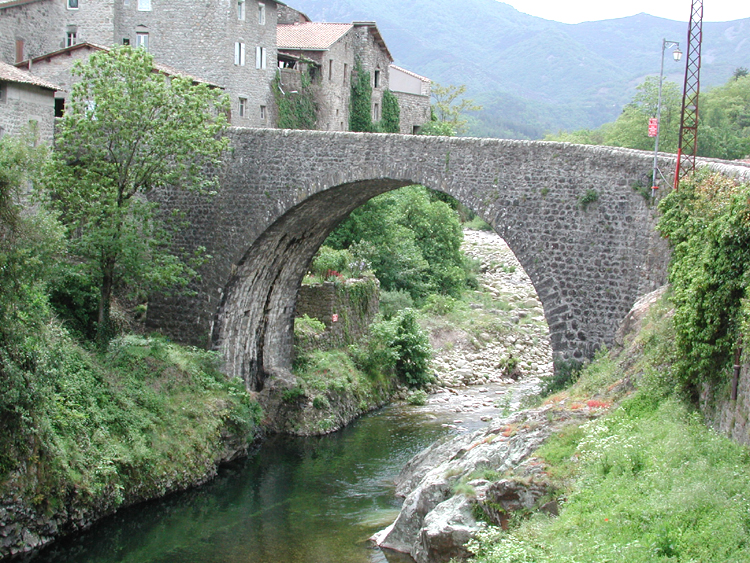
top-left (325, 186), bottom-right (468, 301)
top-left (699, 75), bottom-right (750, 160)
top-left (603, 77), bottom-right (681, 152)
top-left (548, 74), bottom-right (750, 161)
top-left (45, 46), bottom-right (230, 346)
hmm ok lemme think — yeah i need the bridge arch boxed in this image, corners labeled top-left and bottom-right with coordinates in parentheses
top-left (148, 129), bottom-right (680, 389)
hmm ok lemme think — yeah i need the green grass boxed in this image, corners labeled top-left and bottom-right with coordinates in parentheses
top-left (469, 394), bottom-right (750, 563)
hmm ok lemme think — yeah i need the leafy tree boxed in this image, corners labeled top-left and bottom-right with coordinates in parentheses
top-left (548, 74), bottom-right (750, 161)
top-left (349, 59), bottom-right (372, 132)
top-left (421, 82), bottom-right (482, 136)
top-left (44, 46), bottom-right (230, 346)
top-left (734, 67), bottom-right (749, 81)
top-left (602, 77), bottom-right (682, 152)
top-left (699, 75), bottom-right (750, 160)
top-left (324, 186), bottom-right (468, 302)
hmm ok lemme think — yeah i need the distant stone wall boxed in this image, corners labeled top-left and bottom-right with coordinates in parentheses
top-left (0, 0), bottom-right (114, 65)
top-left (394, 90), bottom-right (430, 134)
top-left (294, 277), bottom-right (379, 353)
top-left (0, 81), bottom-right (55, 141)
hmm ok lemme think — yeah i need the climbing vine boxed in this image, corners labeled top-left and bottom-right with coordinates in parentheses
top-left (349, 59), bottom-right (372, 133)
top-left (380, 89), bottom-right (400, 133)
top-left (657, 170), bottom-right (750, 397)
top-left (273, 71), bottom-right (318, 130)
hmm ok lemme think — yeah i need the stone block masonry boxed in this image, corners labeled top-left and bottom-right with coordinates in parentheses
top-left (295, 277), bottom-right (380, 354)
top-left (145, 128), bottom-right (750, 391)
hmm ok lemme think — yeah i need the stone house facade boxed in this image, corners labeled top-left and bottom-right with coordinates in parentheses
top-left (14, 42), bottom-right (220, 122)
top-left (1, 0), bottom-right (430, 136)
top-left (0, 0), bottom-right (280, 127)
top-left (277, 21), bottom-right (401, 132)
top-left (389, 64), bottom-right (431, 135)
top-left (0, 59), bottom-right (59, 141)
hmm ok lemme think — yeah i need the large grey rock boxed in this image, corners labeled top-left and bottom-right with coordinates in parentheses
top-left (375, 405), bottom-right (595, 562)
top-left (414, 494), bottom-right (479, 563)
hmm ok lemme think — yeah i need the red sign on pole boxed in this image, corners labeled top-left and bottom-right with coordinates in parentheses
top-left (648, 118), bottom-right (659, 138)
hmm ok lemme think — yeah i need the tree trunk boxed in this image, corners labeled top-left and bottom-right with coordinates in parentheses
top-left (97, 256), bottom-right (116, 349)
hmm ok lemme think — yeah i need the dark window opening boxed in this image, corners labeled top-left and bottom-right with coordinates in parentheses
top-left (55, 98), bottom-right (66, 118)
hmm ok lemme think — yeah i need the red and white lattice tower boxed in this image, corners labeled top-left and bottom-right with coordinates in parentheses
top-left (673, 0), bottom-right (703, 190)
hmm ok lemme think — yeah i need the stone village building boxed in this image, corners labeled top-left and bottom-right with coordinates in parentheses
top-left (276, 18), bottom-right (430, 134)
top-left (0, 59), bottom-right (59, 141)
top-left (0, 0), bottom-right (281, 130)
top-left (0, 0), bottom-right (430, 137)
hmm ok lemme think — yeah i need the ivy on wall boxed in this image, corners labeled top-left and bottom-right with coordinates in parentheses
top-left (349, 59), bottom-right (372, 133)
top-left (381, 89), bottom-right (400, 133)
top-left (349, 60), bottom-right (401, 133)
top-left (657, 170), bottom-right (750, 398)
top-left (273, 71), bottom-right (318, 130)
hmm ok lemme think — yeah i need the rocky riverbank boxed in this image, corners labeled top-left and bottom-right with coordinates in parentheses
top-left (372, 402), bottom-right (604, 563)
top-left (429, 229), bottom-right (553, 389)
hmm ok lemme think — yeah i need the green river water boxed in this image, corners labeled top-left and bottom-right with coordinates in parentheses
top-left (26, 403), bottom-right (483, 563)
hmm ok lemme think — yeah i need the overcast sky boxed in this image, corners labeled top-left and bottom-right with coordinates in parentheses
top-left (501, 0), bottom-right (750, 24)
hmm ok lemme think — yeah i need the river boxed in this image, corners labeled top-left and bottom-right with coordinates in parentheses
top-left (24, 396), bottom-right (507, 563)
top-left (24, 230), bottom-right (549, 563)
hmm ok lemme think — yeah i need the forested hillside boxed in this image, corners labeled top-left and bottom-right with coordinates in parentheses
top-left (289, 0), bottom-right (750, 139)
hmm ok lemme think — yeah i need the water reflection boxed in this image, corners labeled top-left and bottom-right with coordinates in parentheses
top-left (27, 407), bottom-right (452, 563)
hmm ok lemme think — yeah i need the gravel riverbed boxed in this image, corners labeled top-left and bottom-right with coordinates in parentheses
top-left (418, 229), bottom-right (553, 427)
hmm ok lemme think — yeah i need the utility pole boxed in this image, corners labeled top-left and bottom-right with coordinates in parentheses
top-left (650, 39), bottom-right (682, 198)
top-left (673, 0), bottom-right (703, 190)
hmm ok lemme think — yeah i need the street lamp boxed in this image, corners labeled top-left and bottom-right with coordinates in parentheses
top-left (651, 39), bottom-right (682, 198)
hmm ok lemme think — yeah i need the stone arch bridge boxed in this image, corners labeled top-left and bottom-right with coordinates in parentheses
top-left (147, 129), bottom-right (750, 391)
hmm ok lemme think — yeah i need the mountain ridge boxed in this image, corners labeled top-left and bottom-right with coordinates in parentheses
top-left (287, 0), bottom-right (750, 138)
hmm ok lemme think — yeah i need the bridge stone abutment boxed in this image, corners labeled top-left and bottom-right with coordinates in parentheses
top-left (148, 129), bottom-right (673, 389)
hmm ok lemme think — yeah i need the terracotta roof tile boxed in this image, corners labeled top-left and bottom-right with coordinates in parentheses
top-left (0, 60), bottom-right (60, 90)
top-left (277, 22), bottom-right (353, 50)
top-left (15, 43), bottom-right (220, 88)
top-left (0, 0), bottom-right (44, 9)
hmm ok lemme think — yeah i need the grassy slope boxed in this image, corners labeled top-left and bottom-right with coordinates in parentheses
top-left (1, 325), bottom-right (262, 555)
top-left (465, 291), bottom-right (750, 563)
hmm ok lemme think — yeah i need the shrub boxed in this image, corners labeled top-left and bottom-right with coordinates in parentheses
top-left (312, 395), bottom-right (330, 410)
top-left (294, 314), bottom-right (326, 337)
top-left (379, 289), bottom-right (415, 319)
top-left (391, 309), bottom-right (433, 388)
top-left (422, 293), bottom-right (457, 315)
top-left (578, 189), bottom-right (599, 210)
top-left (310, 246), bottom-right (353, 279)
top-left (540, 358), bottom-right (583, 396)
top-left (407, 389), bottom-right (428, 405)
